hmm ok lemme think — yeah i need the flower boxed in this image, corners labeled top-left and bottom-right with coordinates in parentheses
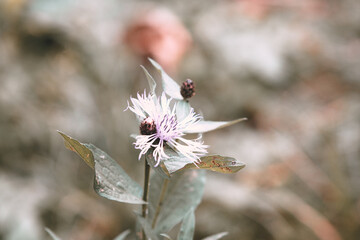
top-left (180, 79), bottom-right (196, 99)
top-left (126, 90), bottom-right (208, 166)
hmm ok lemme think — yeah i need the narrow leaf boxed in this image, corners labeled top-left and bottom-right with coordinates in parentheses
top-left (176, 100), bottom-right (191, 122)
top-left (183, 155), bottom-right (245, 174)
top-left (148, 58), bottom-right (183, 100)
top-left (114, 229), bottom-right (131, 240)
top-left (177, 209), bottom-right (195, 240)
top-left (184, 118), bottom-right (247, 134)
top-left (147, 170), bottom-right (206, 234)
top-left (146, 148), bottom-right (171, 179)
top-left (58, 131), bottom-right (94, 168)
top-left (141, 65), bottom-right (156, 94)
top-left (45, 228), bottom-right (61, 240)
top-left (202, 232), bottom-right (228, 240)
top-left (86, 143), bottom-right (145, 204)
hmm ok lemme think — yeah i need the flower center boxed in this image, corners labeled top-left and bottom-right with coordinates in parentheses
top-left (156, 114), bottom-right (180, 141)
top-left (140, 117), bottom-right (157, 135)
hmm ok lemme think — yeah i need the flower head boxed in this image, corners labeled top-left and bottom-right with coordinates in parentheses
top-left (126, 90), bottom-right (208, 166)
top-left (180, 79), bottom-right (195, 99)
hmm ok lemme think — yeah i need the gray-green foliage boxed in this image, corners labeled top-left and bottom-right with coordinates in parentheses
top-left (57, 60), bottom-right (247, 239)
top-left (175, 100), bottom-right (191, 121)
top-left (59, 131), bottom-right (143, 204)
top-left (141, 65), bottom-right (157, 95)
top-left (161, 145), bottom-right (196, 174)
top-left (177, 209), bottom-right (195, 240)
top-left (88, 143), bottom-right (144, 204)
top-left (147, 170), bottom-right (206, 235)
top-left (146, 148), bottom-right (171, 179)
top-left (184, 118), bottom-right (247, 134)
top-left (148, 58), bottom-right (183, 100)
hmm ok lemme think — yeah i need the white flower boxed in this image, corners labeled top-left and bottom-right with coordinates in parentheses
top-left (126, 90), bottom-right (208, 166)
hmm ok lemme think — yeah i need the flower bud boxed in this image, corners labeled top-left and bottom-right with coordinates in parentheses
top-left (140, 117), bottom-right (157, 135)
top-left (180, 79), bottom-right (195, 99)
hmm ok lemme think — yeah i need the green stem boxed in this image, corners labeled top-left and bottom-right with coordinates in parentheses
top-left (151, 178), bottom-right (169, 229)
top-left (142, 160), bottom-right (151, 239)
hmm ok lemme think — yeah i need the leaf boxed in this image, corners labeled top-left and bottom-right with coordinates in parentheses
top-left (137, 216), bottom-right (160, 240)
top-left (147, 169), bottom-right (206, 234)
top-left (184, 118), bottom-right (247, 134)
top-left (201, 232), bottom-right (228, 240)
top-left (148, 58), bottom-right (183, 100)
top-left (146, 148), bottom-right (171, 179)
top-left (134, 214), bottom-right (143, 240)
top-left (141, 65), bottom-right (156, 94)
top-left (86, 143), bottom-right (145, 204)
top-left (176, 100), bottom-right (191, 122)
top-left (177, 209), bottom-right (195, 240)
top-left (183, 155), bottom-right (246, 174)
top-left (45, 228), bottom-right (61, 240)
top-left (162, 145), bottom-right (196, 174)
top-left (58, 131), bottom-right (144, 204)
top-left (114, 229), bottom-right (131, 240)
top-left (58, 131), bottom-right (94, 168)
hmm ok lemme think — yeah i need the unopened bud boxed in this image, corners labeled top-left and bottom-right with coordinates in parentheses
top-left (180, 79), bottom-right (195, 99)
top-left (140, 117), bottom-right (157, 135)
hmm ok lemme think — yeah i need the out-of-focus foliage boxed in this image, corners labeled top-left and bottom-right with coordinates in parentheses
top-left (0, 0), bottom-right (359, 240)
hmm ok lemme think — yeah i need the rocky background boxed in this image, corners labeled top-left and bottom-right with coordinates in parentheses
top-left (0, 0), bottom-right (359, 239)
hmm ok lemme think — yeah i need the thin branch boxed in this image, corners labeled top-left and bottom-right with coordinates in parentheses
top-left (142, 160), bottom-right (151, 239)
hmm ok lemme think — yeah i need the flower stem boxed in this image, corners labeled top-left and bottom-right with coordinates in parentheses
top-left (142, 160), bottom-right (151, 239)
top-left (151, 178), bottom-right (169, 229)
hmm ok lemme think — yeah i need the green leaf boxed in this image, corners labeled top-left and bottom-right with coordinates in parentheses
top-left (45, 228), bottom-right (61, 240)
top-left (184, 118), bottom-right (247, 134)
top-left (162, 145), bottom-right (195, 174)
top-left (201, 232), bottom-right (228, 240)
top-left (114, 229), bottom-right (131, 240)
top-left (183, 155), bottom-right (245, 174)
top-left (146, 148), bottom-right (171, 179)
top-left (148, 58), bottom-right (183, 100)
top-left (58, 131), bottom-right (144, 204)
top-left (141, 65), bottom-right (156, 94)
top-left (147, 170), bottom-right (206, 234)
top-left (58, 131), bottom-right (94, 169)
top-left (177, 209), bottom-right (195, 240)
top-left (176, 100), bottom-right (191, 122)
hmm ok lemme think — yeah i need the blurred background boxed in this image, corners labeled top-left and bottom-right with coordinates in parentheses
top-left (0, 0), bottom-right (360, 239)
